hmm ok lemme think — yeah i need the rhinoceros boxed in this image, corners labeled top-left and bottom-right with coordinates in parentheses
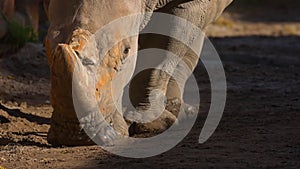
top-left (44, 0), bottom-right (233, 146)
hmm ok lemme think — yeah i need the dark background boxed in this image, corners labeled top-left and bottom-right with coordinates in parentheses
top-left (0, 0), bottom-right (299, 168)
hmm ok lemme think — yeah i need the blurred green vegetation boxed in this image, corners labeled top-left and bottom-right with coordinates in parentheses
top-left (1, 13), bottom-right (37, 46)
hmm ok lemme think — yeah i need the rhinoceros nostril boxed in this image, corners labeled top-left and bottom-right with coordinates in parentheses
top-left (82, 57), bottom-right (95, 66)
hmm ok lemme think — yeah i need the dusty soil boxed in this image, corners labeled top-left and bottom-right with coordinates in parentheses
top-left (0, 2), bottom-right (300, 169)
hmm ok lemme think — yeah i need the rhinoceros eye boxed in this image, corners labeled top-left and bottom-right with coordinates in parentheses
top-left (123, 47), bottom-right (130, 55)
top-left (123, 40), bottom-right (131, 54)
top-left (121, 42), bottom-right (131, 64)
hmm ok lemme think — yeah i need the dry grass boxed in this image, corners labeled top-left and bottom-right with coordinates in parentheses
top-left (213, 16), bottom-right (234, 28)
top-left (282, 24), bottom-right (300, 35)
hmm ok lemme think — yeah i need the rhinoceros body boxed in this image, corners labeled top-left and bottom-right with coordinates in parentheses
top-left (44, 0), bottom-right (232, 146)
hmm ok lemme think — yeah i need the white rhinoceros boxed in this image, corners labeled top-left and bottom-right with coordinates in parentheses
top-left (44, 0), bottom-right (233, 146)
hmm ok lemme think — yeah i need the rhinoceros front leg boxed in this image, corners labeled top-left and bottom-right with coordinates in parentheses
top-left (128, 31), bottom-right (202, 136)
top-left (129, 0), bottom-right (232, 136)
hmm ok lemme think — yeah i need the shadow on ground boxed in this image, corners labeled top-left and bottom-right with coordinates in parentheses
top-left (0, 104), bottom-right (50, 125)
top-left (227, 0), bottom-right (300, 23)
top-left (75, 35), bottom-right (300, 168)
top-left (0, 43), bottom-right (50, 106)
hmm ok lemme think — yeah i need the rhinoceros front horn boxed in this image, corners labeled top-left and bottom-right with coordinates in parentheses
top-left (47, 42), bottom-right (95, 146)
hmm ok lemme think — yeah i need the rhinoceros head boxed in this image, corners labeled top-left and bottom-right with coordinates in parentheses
top-left (45, 0), bottom-right (141, 146)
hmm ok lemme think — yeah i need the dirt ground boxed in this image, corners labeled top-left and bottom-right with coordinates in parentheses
top-left (0, 1), bottom-right (299, 169)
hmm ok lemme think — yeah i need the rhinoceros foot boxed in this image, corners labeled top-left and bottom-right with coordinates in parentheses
top-left (128, 97), bottom-right (198, 137)
top-left (128, 109), bottom-right (177, 137)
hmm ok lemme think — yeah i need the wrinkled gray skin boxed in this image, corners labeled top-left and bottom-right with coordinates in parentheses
top-left (45, 0), bottom-right (233, 146)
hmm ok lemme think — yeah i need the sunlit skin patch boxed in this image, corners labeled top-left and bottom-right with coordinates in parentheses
top-left (97, 84), bottom-right (115, 118)
top-left (51, 44), bottom-right (77, 75)
top-left (101, 43), bottom-right (123, 72)
top-left (95, 72), bottom-right (113, 100)
top-left (95, 40), bottom-right (130, 100)
top-left (48, 44), bottom-right (75, 79)
top-left (45, 29), bottom-right (88, 72)
top-left (69, 29), bottom-right (92, 52)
